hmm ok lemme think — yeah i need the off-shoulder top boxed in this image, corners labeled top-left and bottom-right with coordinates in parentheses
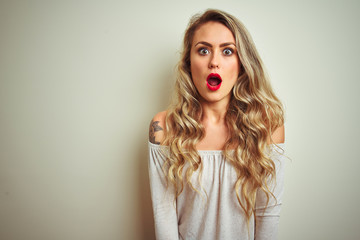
top-left (148, 141), bottom-right (285, 240)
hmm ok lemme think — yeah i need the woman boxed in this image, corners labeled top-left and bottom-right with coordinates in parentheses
top-left (148, 9), bottom-right (285, 240)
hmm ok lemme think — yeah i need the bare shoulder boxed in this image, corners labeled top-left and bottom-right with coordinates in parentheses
top-left (149, 111), bottom-right (167, 145)
top-left (270, 125), bottom-right (285, 144)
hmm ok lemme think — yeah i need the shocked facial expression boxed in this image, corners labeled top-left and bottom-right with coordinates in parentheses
top-left (190, 21), bottom-right (240, 105)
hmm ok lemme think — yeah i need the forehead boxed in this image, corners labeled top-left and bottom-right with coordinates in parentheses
top-left (192, 21), bottom-right (235, 46)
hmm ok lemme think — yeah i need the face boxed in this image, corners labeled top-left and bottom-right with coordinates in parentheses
top-left (190, 21), bottom-right (240, 105)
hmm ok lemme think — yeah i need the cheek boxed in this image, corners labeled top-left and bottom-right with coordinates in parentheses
top-left (190, 57), bottom-right (205, 79)
top-left (227, 59), bottom-right (240, 79)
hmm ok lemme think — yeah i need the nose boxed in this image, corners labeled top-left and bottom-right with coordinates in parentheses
top-left (208, 52), bottom-right (220, 69)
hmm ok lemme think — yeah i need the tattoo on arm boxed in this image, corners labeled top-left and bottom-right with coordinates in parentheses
top-left (149, 120), bottom-right (163, 145)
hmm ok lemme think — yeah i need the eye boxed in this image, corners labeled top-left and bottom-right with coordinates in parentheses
top-left (223, 48), bottom-right (234, 56)
top-left (198, 48), bottom-right (210, 55)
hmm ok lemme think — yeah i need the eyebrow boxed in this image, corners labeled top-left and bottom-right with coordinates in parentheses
top-left (194, 41), bottom-right (236, 47)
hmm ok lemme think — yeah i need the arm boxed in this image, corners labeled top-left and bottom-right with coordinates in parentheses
top-left (148, 112), bottom-right (179, 240)
top-left (255, 126), bottom-right (285, 240)
top-left (149, 111), bottom-right (166, 145)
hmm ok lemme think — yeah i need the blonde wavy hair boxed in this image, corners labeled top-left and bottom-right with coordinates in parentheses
top-left (162, 9), bottom-right (284, 223)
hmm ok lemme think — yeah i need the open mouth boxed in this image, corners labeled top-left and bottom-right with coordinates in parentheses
top-left (206, 73), bottom-right (222, 91)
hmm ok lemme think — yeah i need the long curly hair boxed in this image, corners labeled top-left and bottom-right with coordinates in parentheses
top-left (162, 9), bottom-right (284, 223)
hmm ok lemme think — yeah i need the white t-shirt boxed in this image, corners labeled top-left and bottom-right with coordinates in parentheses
top-left (148, 141), bottom-right (285, 240)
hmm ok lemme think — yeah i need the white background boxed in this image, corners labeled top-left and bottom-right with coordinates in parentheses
top-left (1, 0), bottom-right (359, 239)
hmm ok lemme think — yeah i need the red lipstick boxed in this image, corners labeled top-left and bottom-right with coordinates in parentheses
top-left (206, 73), bottom-right (222, 91)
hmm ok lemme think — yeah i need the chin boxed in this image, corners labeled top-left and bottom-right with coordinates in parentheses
top-left (200, 93), bottom-right (231, 104)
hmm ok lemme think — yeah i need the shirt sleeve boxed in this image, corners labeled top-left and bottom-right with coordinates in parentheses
top-left (148, 142), bottom-right (179, 240)
top-left (254, 143), bottom-right (286, 240)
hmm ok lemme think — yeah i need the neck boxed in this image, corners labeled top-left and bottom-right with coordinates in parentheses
top-left (200, 99), bottom-right (229, 124)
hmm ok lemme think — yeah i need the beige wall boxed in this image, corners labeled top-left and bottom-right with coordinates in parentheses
top-left (0, 1), bottom-right (359, 239)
